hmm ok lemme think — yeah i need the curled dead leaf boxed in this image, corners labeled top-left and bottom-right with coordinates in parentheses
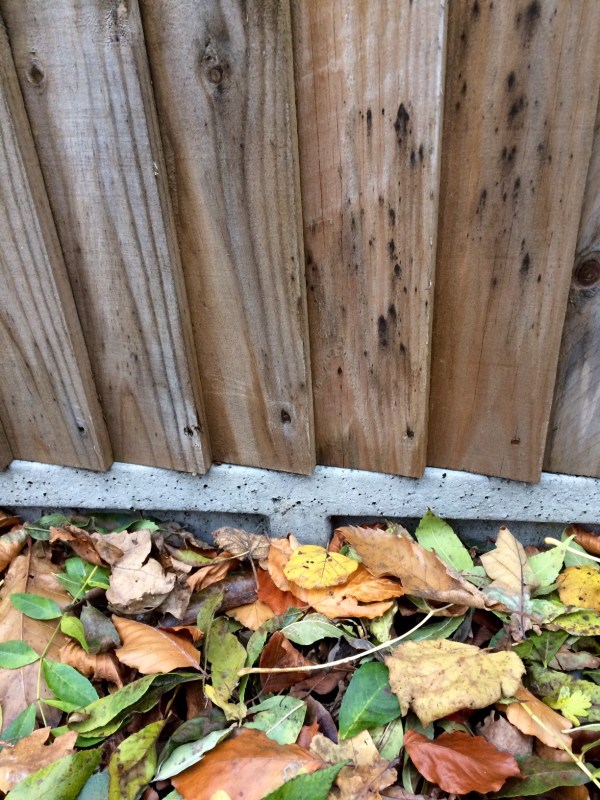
top-left (0, 727), bottom-right (77, 792)
top-left (212, 528), bottom-right (270, 565)
top-left (0, 526), bottom-right (28, 571)
top-left (60, 640), bottom-right (124, 687)
top-left (187, 557), bottom-right (238, 592)
top-left (50, 524), bottom-right (122, 566)
top-left (113, 616), bottom-right (201, 674)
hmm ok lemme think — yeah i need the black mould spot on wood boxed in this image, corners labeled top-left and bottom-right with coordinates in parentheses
top-left (406, 427), bottom-right (415, 439)
top-left (508, 95), bottom-right (526, 124)
top-left (515, 0), bottom-right (541, 44)
top-left (366, 108), bottom-right (372, 136)
top-left (377, 316), bottom-right (389, 348)
top-left (418, 144), bottom-right (424, 162)
top-left (388, 208), bottom-right (396, 227)
top-left (388, 240), bottom-right (397, 261)
top-left (521, 252), bottom-right (531, 274)
top-left (472, 0), bottom-right (481, 17)
top-left (477, 188), bottom-right (487, 214)
top-left (388, 304), bottom-right (397, 321)
top-left (394, 264), bottom-right (402, 278)
top-left (507, 71), bottom-right (516, 90)
top-left (394, 104), bottom-right (410, 146)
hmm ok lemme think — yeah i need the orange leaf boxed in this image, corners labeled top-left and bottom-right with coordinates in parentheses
top-left (0, 512), bottom-right (21, 532)
top-left (501, 686), bottom-right (572, 748)
top-left (227, 600), bottom-right (274, 630)
top-left (267, 538), bottom-right (296, 592)
top-left (172, 727), bottom-right (324, 800)
top-left (0, 728), bottom-right (77, 792)
top-left (0, 526), bottom-right (28, 572)
top-left (60, 641), bottom-right (124, 687)
top-left (257, 568), bottom-right (302, 614)
top-left (568, 524), bottom-right (600, 557)
top-left (112, 616), bottom-right (201, 674)
top-left (404, 729), bottom-right (521, 795)
top-left (186, 558), bottom-right (237, 591)
top-left (259, 631), bottom-right (315, 693)
top-left (291, 567), bottom-right (399, 620)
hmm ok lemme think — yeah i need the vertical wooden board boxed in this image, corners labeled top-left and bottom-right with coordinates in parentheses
top-left (0, 19), bottom-right (111, 470)
top-left (1, 0), bottom-right (211, 473)
top-left (140, 0), bottom-right (314, 474)
top-left (428, 0), bottom-right (600, 482)
top-left (544, 101), bottom-right (600, 476)
top-left (291, 1), bottom-right (446, 476)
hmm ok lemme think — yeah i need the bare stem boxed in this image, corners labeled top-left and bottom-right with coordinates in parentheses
top-left (544, 537), bottom-right (600, 564)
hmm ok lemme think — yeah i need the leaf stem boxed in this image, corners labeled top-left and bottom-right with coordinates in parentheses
top-left (544, 537), bottom-right (600, 564)
top-left (238, 606), bottom-right (449, 677)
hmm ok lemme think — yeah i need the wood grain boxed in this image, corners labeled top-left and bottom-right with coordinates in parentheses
top-left (291, 0), bottom-right (447, 476)
top-left (544, 100), bottom-right (600, 476)
top-left (1, 0), bottom-right (211, 473)
top-left (0, 18), bottom-right (111, 470)
top-left (428, 0), bottom-right (600, 482)
top-left (141, 0), bottom-right (315, 474)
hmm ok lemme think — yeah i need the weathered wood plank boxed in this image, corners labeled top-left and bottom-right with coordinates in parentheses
top-left (0, 18), bottom-right (111, 470)
top-left (1, 0), bottom-right (211, 473)
top-left (428, 0), bottom-right (600, 482)
top-left (544, 100), bottom-right (600, 476)
top-left (140, 0), bottom-right (314, 474)
top-left (291, 0), bottom-right (446, 476)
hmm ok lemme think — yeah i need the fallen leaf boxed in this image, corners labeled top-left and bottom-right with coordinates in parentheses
top-left (557, 565), bottom-right (600, 611)
top-left (500, 686), bottom-right (572, 749)
top-left (257, 568), bottom-right (302, 614)
top-left (572, 527), bottom-right (600, 556)
top-left (283, 545), bottom-right (358, 589)
top-left (549, 646), bottom-right (600, 671)
top-left (171, 728), bottom-right (324, 800)
top-left (268, 538), bottom-right (297, 593)
top-left (59, 641), bottom-right (124, 687)
top-left (0, 511), bottom-right (21, 532)
top-left (385, 640), bottom-right (525, 725)
top-left (205, 617), bottom-right (247, 719)
top-left (156, 576), bottom-right (193, 619)
top-left (89, 528), bottom-right (150, 564)
top-left (227, 600), bottom-right (274, 631)
top-left (212, 528), bottom-right (270, 564)
top-left (49, 524), bottom-right (121, 566)
top-left (310, 730), bottom-right (397, 800)
top-left (481, 527), bottom-right (538, 593)
top-left (0, 727), bottom-right (77, 792)
top-left (340, 526), bottom-right (491, 609)
top-left (113, 616), bottom-right (201, 673)
top-left (106, 530), bottom-right (176, 614)
top-left (187, 558), bottom-right (237, 591)
top-left (0, 527), bottom-right (28, 571)
top-left (108, 720), bottom-right (164, 800)
top-left (259, 632), bottom-right (315, 693)
top-left (403, 729), bottom-right (521, 795)
top-left (546, 685), bottom-right (592, 724)
top-left (0, 548), bottom-right (70, 731)
top-left (489, 754), bottom-right (591, 797)
top-left (477, 710), bottom-right (533, 757)
top-left (296, 720), bottom-right (320, 749)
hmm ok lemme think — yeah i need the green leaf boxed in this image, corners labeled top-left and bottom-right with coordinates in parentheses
top-left (69, 673), bottom-right (198, 738)
top-left (127, 519), bottom-right (160, 533)
top-left (196, 590), bottom-right (224, 637)
top-left (246, 697), bottom-right (306, 745)
top-left (553, 609), bottom-right (600, 636)
top-left (162, 792), bottom-right (184, 800)
top-left (368, 603), bottom-right (397, 644)
top-left (10, 593), bottom-right (62, 619)
top-left (5, 749), bottom-right (100, 800)
top-left (108, 720), bottom-right (164, 800)
top-left (488, 755), bottom-right (590, 797)
top-left (56, 559), bottom-right (110, 598)
top-left (154, 725), bottom-right (233, 780)
top-left (263, 762), bottom-right (347, 800)
top-left (401, 614), bottom-right (464, 643)
top-left (562, 531), bottom-right (590, 567)
top-left (414, 509), bottom-right (473, 571)
top-left (514, 630), bottom-right (569, 667)
top-left (546, 686), bottom-right (592, 724)
top-left (24, 514), bottom-right (70, 540)
top-left (338, 662), bottom-right (401, 739)
top-left (60, 616), bottom-right (89, 653)
top-left (158, 710), bottom-right (226, 763)
top-left (80, 604), bottom-right (120, 654)
top-left (370, 718), bottom-right (404, 760)
top-left (44, 698), bottom-right (82, 713)
top-left (1, 704), bottom-right (36, 747)
top-left (74, 770), bottom-right (109, 800)
top-left (528, 540), bottom-right (568, 586)
top-left (42, 660), bottom-right (99, 707)
top-left (0, 640), bottom-right (39, 668)
top-left (282, 614), bottom-right (345, 646)
top-left (206, 617), bottom-right (247, 702)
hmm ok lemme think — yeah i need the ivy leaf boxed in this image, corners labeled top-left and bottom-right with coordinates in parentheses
top-left (414, 509), bottom-right (473, 572)
top-left (263, 762), bottom-right (346, 800)
top-left (338, 662), bottom-right (401, 739)
top-left (545, 686), bottom-right (592, 725)
top-left (10, 593), bottom-right (62, 620)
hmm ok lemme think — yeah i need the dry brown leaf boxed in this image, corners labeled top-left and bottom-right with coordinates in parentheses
top-left (50, 523), bottom-right (122, 565)
top-left (227, 600), bottom-right (274, 631)
top-left (477, 710), bottom-right (533, 756)
top-left (113, 616), bottom-right (201, 674)
top-left (156, 576), bottom-right (193, 619)
top-left (0, 511), bottom-right (21, 532)
top-left (59, 641), bottom-right (124, 687)
top-left (0, 727), bottom-right (77, 792)
top-left (187, 558), bottom-right (237, 592)
top-left (0, 526), bottom-right (28, 571)
top-left (569, 524), bottom-right (600, 557)
top-left (296, 720), bottom-right (320, 749)
top-left (106, 531), bottom-right (176, 614)
top-left (212, 528), bottom-right (270, 564)
top-left (340, 526), bottom-right (492, 609)
top-left (259, 631), bottom-right (315, 693)
top-left (481, 526), bottom-right (538, 593)
top-left (385, 640), bottom-right (525, 726)
top-left (172, 727), bottom-right (324, 800)
top-left (167, 625), bottom-right (203, 644)
top-left (256, 568), bottom-right (302, 614)
top-left (549, 786), bottom-right (590, 800)
top-left (500, 685), bottom-right (572, 749)
top-left (0, 547), bottom-right (70, 731)
top-left (90, 528), bottom-right (154, 564)
top-left (310, 730), bottom-right (397, 800)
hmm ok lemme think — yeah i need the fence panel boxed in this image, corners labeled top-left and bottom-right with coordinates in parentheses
top-left (1, 0), bottom-right (211, 473)
top-left (428, 0), bottom-right (600, 482)
top-left (141, 0), bottom-right (315, 475)
top-left (0, 19), bottom-right (111, 470)
top-left (291, 0), bottom-right (446, 476)
top-left (544, 102), bottom-right (600, 476)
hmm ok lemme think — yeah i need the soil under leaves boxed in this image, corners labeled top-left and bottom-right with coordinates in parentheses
top-left (0, 508), bottom-right (599, 799)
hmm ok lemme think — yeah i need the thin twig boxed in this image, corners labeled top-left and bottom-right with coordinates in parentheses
top-left (545, 537), bottom-right (600, 564)
top-left (238, 606), bottom-right (449, 677)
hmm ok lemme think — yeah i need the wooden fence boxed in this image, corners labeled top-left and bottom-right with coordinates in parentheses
top-left (0, 0), bottom-right (599, 485)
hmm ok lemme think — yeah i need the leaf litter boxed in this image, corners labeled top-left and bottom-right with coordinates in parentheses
top-left (0, 510), bottom-right (599, 798)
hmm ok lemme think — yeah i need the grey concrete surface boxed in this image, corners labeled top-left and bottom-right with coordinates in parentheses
top-left (1, 460), bottom-right (599, 544)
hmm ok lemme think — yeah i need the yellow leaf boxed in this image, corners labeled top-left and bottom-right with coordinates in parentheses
top-left (385, 640), bottom-right (525, 726)
top-left (227, 600), bottom-right (274, 630)
top-left (557, 565), bottom-right (600, 611)
top-left (283, 545), bottom-right (358, 589)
